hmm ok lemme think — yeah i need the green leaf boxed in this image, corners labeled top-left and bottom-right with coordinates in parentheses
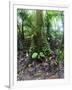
top-left (39, 52), bottom-right (45, 57)
top-left (32, 52), bottom-right (38, 59)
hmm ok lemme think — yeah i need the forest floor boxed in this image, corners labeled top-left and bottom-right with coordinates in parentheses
top-left (17, 51), bottom-right (64, 80)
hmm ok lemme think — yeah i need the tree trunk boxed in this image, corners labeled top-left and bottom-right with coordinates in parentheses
top-left (29, 10), bottom-right (49, 59)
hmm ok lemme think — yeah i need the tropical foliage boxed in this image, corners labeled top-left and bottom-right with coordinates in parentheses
top-left (17, 9), bottom-right (64, 65)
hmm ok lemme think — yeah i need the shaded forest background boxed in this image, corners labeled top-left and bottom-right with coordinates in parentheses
top-left (17, 9), bottom-right (64, 80)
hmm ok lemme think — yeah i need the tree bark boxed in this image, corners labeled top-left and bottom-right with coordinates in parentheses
top-left (29, 10), bottom-right (49, 59)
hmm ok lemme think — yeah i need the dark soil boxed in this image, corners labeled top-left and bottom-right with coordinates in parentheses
top-left (17, 51), bottom-right (64, 80)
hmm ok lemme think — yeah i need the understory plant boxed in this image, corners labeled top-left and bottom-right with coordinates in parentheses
top-left (55, 48), bottom-right (64, 65)
top-left (32, 52), bottom-right (45, 60)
